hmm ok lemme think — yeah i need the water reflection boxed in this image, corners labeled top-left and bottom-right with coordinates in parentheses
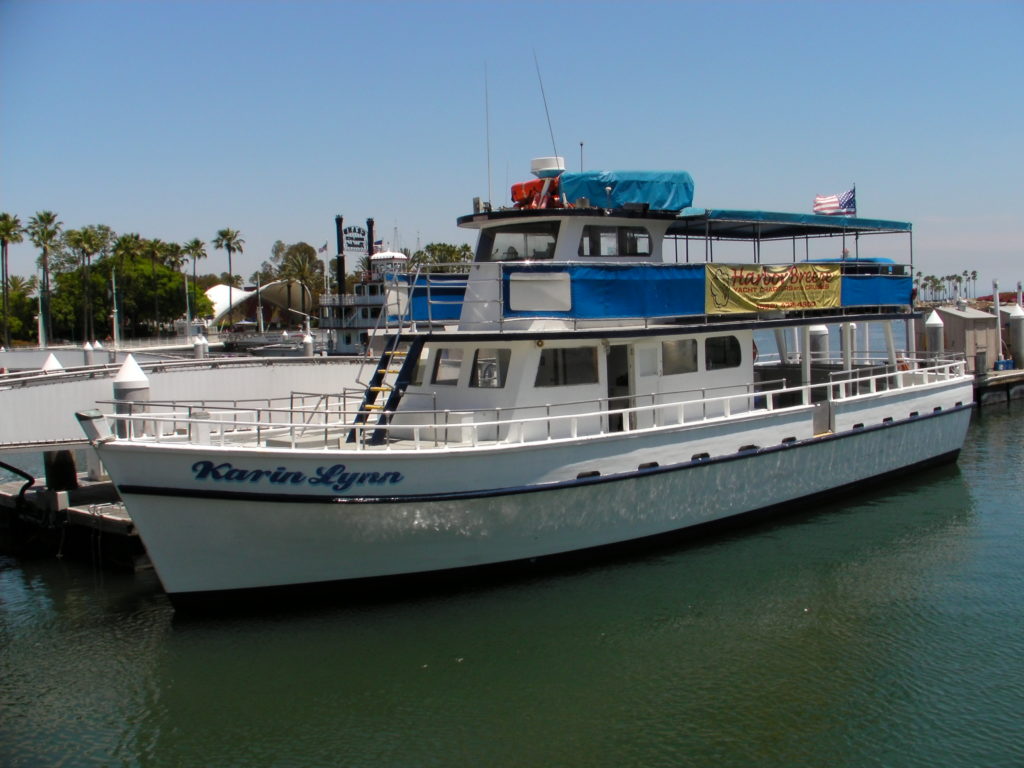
top-left (3, 405), bottom-right (1023, 767)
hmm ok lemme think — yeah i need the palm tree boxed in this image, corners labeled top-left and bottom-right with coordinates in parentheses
top-left (112, 233), bottom-right (143, 338)
top-left (182, 238), bottom-right (207, 327)
top-left (27, 211), bottom-right (63, 346)
top-left (0, 212), bottom-right (24, 348)
top-left (280, 242), bottom-right (319, 318)
top-left (970, 270), bottom-right (978, 299)
top-left (65, 226), bottom-right (105, 341)
top-left (141, 238), bottom-right (168, 331)
top-left (213, 228), bottom-right (244, 325)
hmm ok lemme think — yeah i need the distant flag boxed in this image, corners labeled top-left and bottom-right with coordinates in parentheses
top-left (373, 239), bottom-right (383, 253)
top-left (813, 187), bottom-right (856, 216)
top-left (318, 242), bottom-right (328, 253)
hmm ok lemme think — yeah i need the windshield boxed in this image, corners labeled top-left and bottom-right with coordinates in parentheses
top-left (475, 221), bottom-right (560, 262)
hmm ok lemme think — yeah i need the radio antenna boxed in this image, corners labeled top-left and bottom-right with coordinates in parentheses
top-left (533, 48), bottom-right (558, 158)
top-left (484, 62), bottom-right (493, 207)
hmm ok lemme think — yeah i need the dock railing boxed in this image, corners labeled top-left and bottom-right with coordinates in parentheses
top-left (91, 356), bottom-right (967, 452)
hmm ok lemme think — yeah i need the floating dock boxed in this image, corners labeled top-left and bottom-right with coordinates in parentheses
top-left (974, 368), bottom-right (1024, 404)
top-left (0, 474), bottom-right (148, 571)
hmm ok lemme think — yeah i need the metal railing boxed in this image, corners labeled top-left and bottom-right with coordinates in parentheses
top-left (95, 357), bottom-right (967, 452)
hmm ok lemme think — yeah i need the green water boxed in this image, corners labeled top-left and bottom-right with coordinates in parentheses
top-left (2, 404), bottom-right (1023, 767)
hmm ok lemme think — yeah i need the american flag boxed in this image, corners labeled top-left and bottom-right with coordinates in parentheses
top-left (813, 187), bottom-right (856, 216)
top-left (318, 242), bottom-right (328, 253)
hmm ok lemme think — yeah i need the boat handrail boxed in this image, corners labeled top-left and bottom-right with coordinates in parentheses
top-left (94, 357), bottom-right (967, 450)
top-left (372, 260), bottom-right (915, 334)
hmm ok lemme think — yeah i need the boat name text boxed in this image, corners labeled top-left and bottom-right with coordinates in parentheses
top-left (191, 461), bottom-right (404, 492)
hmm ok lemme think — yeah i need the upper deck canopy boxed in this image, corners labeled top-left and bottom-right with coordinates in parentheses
top-left (460, 206), bottom-right (912, 241)
top-left (668, 209), bottom-right (912, 240)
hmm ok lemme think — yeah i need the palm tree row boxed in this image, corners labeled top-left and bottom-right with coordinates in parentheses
top-left (0, 209), bottom-right (246, 344)
top-left (914, 270), bottom-right (980, 303)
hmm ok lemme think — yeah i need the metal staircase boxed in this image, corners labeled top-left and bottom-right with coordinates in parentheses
top-left (347, 335), bottom-right (425, 444)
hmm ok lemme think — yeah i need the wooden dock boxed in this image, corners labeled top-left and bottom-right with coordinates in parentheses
top-left (0, 474), bottom-right (149, 571)
top-left (974, 368), bottom-right (1024, 404)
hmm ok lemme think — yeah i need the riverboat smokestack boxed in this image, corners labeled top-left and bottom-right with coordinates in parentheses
top-left (367, 218), bottom-right (375, 256)
top-left (334, 215), bottom-right (345, 293)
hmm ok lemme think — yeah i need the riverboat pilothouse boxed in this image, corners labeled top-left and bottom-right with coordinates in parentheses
top-left (78, 158), bottom-right (974, 602)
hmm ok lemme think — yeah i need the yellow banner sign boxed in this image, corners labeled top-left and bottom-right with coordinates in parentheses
top-left (705, 264), bottom-right (841, 314)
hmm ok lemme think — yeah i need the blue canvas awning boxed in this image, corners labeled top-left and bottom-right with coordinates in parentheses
top-left (669, 209), bottom-right (911, 240)
top-left (559, 171), bottom-right (695, 211)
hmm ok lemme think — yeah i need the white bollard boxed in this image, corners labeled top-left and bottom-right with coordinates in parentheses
top-left (42, 352), bottom-right (64, 373)
top-left (925, 311), bottom-right (944, 361)
top-left (113, 355), bottom-right (150, 438)
top-left (808, 325), bottom-right (829, 362)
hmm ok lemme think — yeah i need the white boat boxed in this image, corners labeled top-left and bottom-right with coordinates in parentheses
top-left (76, 158), bottom-right (974, 603)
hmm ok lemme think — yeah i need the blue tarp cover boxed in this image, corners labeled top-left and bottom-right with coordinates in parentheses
top-left (841, 275), bottom-right (913, 307)
top-left (559, 171), bottom-right (695, 211)
top-left (503, 264), bottom-right (705, 319)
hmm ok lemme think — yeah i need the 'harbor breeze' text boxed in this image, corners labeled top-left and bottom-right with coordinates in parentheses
top-left (192, 461), bottom-right (404, 492)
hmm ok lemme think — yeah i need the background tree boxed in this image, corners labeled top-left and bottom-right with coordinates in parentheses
top-left (250, 241), bottom-right (287, 286)
top-left (213, 228), bottom-right (244, 324)
top-left (280, 241), bottom-right (320, 317)
top-left (183, 238), bottom-right (208, 322)
top-left (0, 212), bottom-right (24, 347)
top-left (64, 225), bottom-right (110, 341)
top-left (410, 242), bottom-right (473, 267)
top-left (141, 238), bottom-right (167, 329)
top-left (3, 275), bottom-right (37, 341)
top-left (27, 210), bottom-right (63, 344)
top-left (111, 233), bottom-right (143, 338)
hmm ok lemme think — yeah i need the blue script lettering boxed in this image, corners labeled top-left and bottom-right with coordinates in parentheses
top-left (191, 460), bottom-right (403, 492)
top-left (308, 463), bottom-right (405, 492)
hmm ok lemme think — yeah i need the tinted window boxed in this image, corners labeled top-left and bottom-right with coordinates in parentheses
top-left (578, 226), bottom-right (651, 257)
top-left (705, 336), bottom-right (742, 370)
top-left (534, 347), bottom-right (599, 387)
top-left (476, 222), bottom-right (560, 262)
top-left (662, 338), bottom-right (698, 374)
top-left (431, 348), bottom-right (464, 385)
top-left (470, 348), bottom-right (512, 388)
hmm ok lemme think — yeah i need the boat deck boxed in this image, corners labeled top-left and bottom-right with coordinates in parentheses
top-left (87, 357), bottom-right (969, 454)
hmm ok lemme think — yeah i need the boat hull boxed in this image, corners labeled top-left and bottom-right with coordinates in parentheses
top-left (103, 404), bottom-right (972, 597)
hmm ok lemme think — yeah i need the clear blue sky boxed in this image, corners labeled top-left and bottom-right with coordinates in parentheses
top-left (2, 0), bottom-right (1022, 291)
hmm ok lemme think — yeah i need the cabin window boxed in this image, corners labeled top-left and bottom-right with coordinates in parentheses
top-left (409, 346), bottom-right (430, 386)
top-left (662, 338), bottom-right (698, 375)
top-left (578, 226), bottom-right (651, 257)
top-left (470, 348), bottom-right (512, 388)
top-left (431, 348), bottom-right (464, 385)
top-left (475, 222), bottom-right (560, 262)
top-left (705, 336), bottom-right (742, 370)
top-left (534, 346), bottom-right (599, 387)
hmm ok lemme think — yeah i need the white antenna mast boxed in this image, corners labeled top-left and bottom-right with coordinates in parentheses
top-left (485, 63), bottom-right (493, 207)
top-left (533, 49), bottom-right (558, 158)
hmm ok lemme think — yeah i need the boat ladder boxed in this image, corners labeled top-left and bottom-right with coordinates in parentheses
top-left (348, 335), bottom-right (423, 444)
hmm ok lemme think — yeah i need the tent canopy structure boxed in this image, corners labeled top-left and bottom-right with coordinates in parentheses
top-left (205, 280), bottom-right (313, 326)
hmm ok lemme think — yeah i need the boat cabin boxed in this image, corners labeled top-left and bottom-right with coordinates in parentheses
top-left (363, 159), bottom-right (917, 445)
